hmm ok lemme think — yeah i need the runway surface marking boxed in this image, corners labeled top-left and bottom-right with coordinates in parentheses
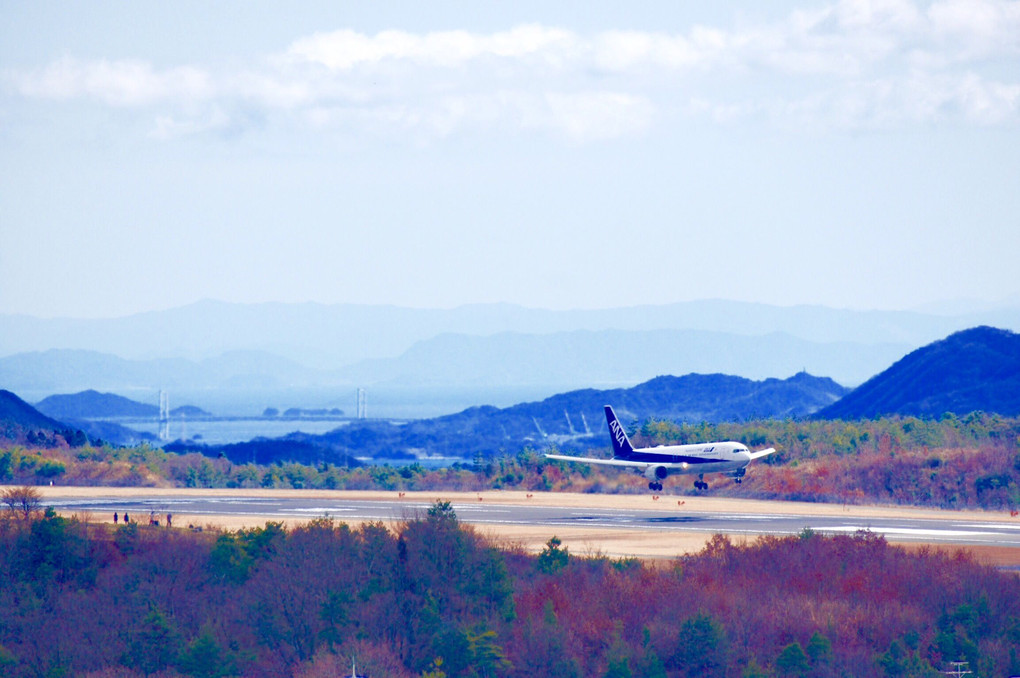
top-left (42, 492), bottom-right (1020, 552)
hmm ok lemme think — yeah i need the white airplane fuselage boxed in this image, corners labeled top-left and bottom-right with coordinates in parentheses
top-left (623, 441), bottom-right (756, 476)
top-left (545, 405), bottom-right (775, 491)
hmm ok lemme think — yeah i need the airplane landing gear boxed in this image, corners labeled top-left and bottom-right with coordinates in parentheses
top-left (648, 482), bottom-right (663, 492)
top-left (694, 480), bottom-right (708, 490)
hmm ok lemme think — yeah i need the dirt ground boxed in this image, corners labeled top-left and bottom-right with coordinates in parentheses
top-left (32, 486), bottom-right (1020, 567)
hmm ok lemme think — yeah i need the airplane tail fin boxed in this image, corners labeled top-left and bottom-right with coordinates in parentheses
top-left (604, 406), bottom-right (637, 458)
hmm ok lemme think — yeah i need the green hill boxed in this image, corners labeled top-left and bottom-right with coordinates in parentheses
top-left (35, 390), bottom-right (210, 419)
top-left (0, 389), bottom-right (67, 430)
top-left (0, 389), bottom-right (89, 447)
top-left (35, 390), bottom-right (159, 419)
top-left (817, 326), bottom-right (1020, 419)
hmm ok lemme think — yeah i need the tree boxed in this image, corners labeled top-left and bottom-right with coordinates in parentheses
top-left (319, 590), bottom-right (353, 647)
top-left (17, 507), bottom-right (93, 589)
top-left (207, 533), bottom-right (253, 584)
top-left (742, 658), bottom-right (769, 678)
top-left (426, 500), bottom-right (457, 523)
top-left (602, 627), bottom-right (633, 678)
top-left (537, 536), bottom-right (569, 574)
top-left (630, 627), bottom-right (666, 678)
top-left (2, 485), bottom-right (41, 521)
top-left (0, 450), bottom-right (12, 481)
top-left (177, 628), bottom-right (238, 678)
top-left (602, 657), bottom-right (632, 678)
top-left (124, 607), bottom-right (183, 675)
top-left (806, 631), bottom-right (834, 675)
top-left (776, 642), bottom-right (810, 677)
top-left (671, 614), bottom-right (727, 677)
top-left (420, 657), bottom-right (447, 678)
top-left (465, 628), bottom-right (511, 677)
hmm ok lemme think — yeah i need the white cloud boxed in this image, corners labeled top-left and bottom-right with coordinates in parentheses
top-left (6, 1), bottom-right (1019, 141)
top-left (150, 107), bottom-right (233, 140)
top-left (955, 72), bottom-right (1020, 123)
top-left (835, 0), bottom-right (924, 32)
top-left (10, 56), bottom-right (212, 106)
top-left (540, 92), bottom-right (655, 142)
top-left (283, 24), bottom-right (578, 70)
top-left (928, 0), bottom-right (1020, 57)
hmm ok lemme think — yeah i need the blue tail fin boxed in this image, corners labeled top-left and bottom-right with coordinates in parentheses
top-left (604, 406), bottom-right (636, 458)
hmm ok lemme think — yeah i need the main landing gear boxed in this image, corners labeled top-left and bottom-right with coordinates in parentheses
top-left (693, 479), bottom-right (709, 491)
top-left (648, 482), bottom-right (663, 492)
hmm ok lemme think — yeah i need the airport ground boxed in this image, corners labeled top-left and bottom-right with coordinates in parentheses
top-left (33, 486), bottom-right (1020, 568)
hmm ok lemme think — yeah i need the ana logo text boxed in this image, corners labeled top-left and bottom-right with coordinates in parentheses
top-left (609, 420), bottom-right (627, 448)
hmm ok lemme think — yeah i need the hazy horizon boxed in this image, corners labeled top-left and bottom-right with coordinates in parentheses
top-left (4, 294), bottom-right (1020, 323)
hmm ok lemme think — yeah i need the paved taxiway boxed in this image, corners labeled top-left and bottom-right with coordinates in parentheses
top-left (42, 490), bottom-right (1020, 555)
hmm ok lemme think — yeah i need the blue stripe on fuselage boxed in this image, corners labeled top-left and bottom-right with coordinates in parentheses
top-left (616, 450), bottom-right (722, 465)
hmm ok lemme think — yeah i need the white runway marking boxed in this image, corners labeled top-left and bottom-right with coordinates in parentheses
top-left (286, 507), bottom-right (356, 513)
top-left (960, 522), bottom-right (1020, 531)
top-left (821, 525), bottom-right (997, 537)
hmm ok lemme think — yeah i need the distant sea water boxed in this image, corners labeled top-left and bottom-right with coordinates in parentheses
top-left (120, 417), bottom-right (352, 446)
top-left (119, 417), bottom-right (461, 468)
top-left (55, 384), bottom-right (563, 462)
top-left (145, 384), bottom-right (560, 421)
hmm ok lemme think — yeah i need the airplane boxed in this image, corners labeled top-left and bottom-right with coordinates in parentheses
top-left (545, 405), bottom-right (775, 491)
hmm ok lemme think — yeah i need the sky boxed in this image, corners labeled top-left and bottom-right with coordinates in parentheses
top-left (1, 0), bottom-right (1018, 318)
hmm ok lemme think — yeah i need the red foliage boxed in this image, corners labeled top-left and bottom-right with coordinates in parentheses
top-left (2, 510), bottom-right (1019, 677)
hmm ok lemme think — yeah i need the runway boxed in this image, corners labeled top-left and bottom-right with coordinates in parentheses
top-left (40, 489), bottom-right (1020, 558)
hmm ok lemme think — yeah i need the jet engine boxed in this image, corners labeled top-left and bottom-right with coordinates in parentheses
top-left (644, 465), bottom-right (668, 481)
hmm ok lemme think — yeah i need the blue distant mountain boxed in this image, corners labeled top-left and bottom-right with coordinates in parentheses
top-left (36, 390), bottom-right (159, 419)
top-left (816, 326), bottom-right (1020, 419)
top-left (1, 298), bottom-right (1016, 371)
top-left (0, 389), bottom-right (90, 447)
top-left (170, 371), bottom-right (847, 462)
top-left (0, 330), bottom-right (903, 405)
top-left (0, 389), bottom-right (66, 431)
top-left (35, 390), bottom-right (209, 420)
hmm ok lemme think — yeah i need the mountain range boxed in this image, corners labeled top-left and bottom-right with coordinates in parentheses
top-left (4, 300), bottom-right (1018, 366)
top-left (0, 331), bottom-right (904, 407)
top-left (2, 300), bottom-right (1018, 417)
top-left (3, 325), bottom-right (1019, 461)
top-left (168, 372), bottom-right (848, 462)
top-left (166, 326), bottom-right (1020, 461)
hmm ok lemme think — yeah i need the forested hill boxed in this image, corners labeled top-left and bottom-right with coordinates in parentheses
top-left (34, 389), bottom-right (210, 420)
top-left (266, 372), bottom-right (847, 461)
top-left (816, 326), bottom-right (1020, 420)
top-left (3, 511), bottom-right (1018, 676)
top-left (0, 389), bottom-right (88, 447)
top-left (35, 389), bottom-right (159, 419)
top-left (0, 390), bottom-right (66, 431)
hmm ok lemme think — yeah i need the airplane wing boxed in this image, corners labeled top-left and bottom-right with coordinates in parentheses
top-left (748, 447), bottom-right (776, 460)
top-left (544, 453), bottom-right (650, 469)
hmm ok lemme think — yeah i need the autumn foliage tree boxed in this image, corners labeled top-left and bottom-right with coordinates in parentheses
top-left (0, 504), bottom-right (1019, 677)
